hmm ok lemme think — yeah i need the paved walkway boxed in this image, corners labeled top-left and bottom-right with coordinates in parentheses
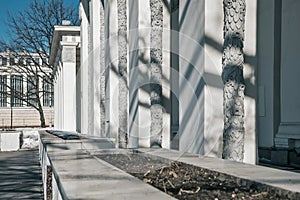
top-left (0, 150), bottom-right (43, 199)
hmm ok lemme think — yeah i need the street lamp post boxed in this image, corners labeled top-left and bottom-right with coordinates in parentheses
top-left (10, 70), bottom-right (13, 129)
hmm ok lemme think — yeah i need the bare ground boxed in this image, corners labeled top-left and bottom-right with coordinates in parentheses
top-left (98, 152), bottom-right (293, 200)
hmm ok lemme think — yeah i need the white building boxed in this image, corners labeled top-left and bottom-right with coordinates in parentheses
top-left (0, 50), bottom-right (53, 128)
top-left (50, 0), bottom-right (300, 166)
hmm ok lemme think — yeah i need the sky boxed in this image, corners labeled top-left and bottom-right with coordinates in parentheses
top-left (0, 0), bottom-right (79, 42)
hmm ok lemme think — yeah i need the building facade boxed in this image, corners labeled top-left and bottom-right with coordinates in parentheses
top-left (51, 0), bottom-right (300, 165)
top-left (0, 50), bottom-right (53, 128)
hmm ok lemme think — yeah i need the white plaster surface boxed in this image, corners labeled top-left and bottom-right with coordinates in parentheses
top-left (203, 0), bottom-right (257, 164)
top-left (80, 0), bottom-right (90, 135)
top-left (179, 0), bottom-right (205, 155)
top-left (0, 132), bottom-right (20, 151)
top-left (281, 0), bottom-right (300, 123)
top-left (256, 1), bottom-right (276, 147)
top-left (138, 1), bottom-right (151, 148)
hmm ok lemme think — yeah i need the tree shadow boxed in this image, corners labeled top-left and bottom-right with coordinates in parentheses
top-left (0, 150), bottom-right (43, 199)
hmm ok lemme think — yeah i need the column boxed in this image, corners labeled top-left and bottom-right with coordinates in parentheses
top-left (80, 0), bottom-right (90, 134)
top-left (105, 0), bottom-right (119, 142)
top-left (117, 0), bottom-right (128, 148)
top-left (61, 43), bottom-right (77, 131)
top-left (128, 0), bottom-right (139, 148)
top-left (54, 75), bottom-right (58, 129)
top-left (137, 0), bottom-right (151, 147)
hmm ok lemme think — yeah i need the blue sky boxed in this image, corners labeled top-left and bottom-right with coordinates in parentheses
top-left (0, 0), bottom-right (79, 42)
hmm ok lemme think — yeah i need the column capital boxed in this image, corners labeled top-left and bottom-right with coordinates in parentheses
top-left (61, 45), bottom-right (77, 63)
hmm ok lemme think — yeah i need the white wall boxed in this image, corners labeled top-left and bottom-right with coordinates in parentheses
top-left (257, 0), bottom-right (276, 148)
top-left (105, 0), bottom-right (119, 140)
top-left (179, 0), bottom-right (205, 155)
top-left (178, 0), bottom-right (257, 164)
top-left (276, 0), bottom-right (300, 147)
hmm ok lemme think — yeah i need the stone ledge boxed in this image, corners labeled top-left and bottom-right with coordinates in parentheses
top-left (39, 131), bottom-right (174, 199)
top-left (39, 130), bottom-right (300, 199)
top-left (47, 150), bottom-right (174, 199)
top-left (139, 148), bottom-right (300, 197)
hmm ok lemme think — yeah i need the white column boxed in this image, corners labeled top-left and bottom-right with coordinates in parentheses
top-left (137, 0), bottom-right (151, 147)
top-left (57, 64), bottom-right (61, 130)
top-left (179, 0), bottom-right (205, 155)
top-left (50, 26), bottom-right (80, 131)
top-left (162, 0), bottom-right (171, 149)
top-left (91, 0), bottom-right (102, 136)
top-left (128, 0), bottom-right (139, 148)
top-left (54, 75), bottom-right (58, 129)
top-left (61, 43), bottom-right (77, 131)
top-left (80, 0), bottom-right (90, 134)
top-left (105, 0), bottom-right (119, 141)
top-left (59, 62), bottom-right (63, 130)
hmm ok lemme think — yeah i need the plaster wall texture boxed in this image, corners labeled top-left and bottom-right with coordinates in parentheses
top-left (76, 49), bottom-right (81, 132)
top-left (128, 0), bottom-right (139, 148)
top-left (50, 0), bottom-right (300, 164)
top-left (280, 0), bottom-right (300, 123)
top-left (76, 0), bottom-right (257, 163)
top-left (161, 0), bottom-right (171, 149)
top-left (62, 57), bottom-right (77, 131)
top-left (276, 0), bottom-right (300, 147)
top-left (80, 0), bottom-right (90, 135)
top-left (257, 0), bottom-right (276, 148)
top-left (178, 0), bottom-right (257, 164)
top-left (53, 47), bottom-right (77, 132)
top-left (51, 27), bottom-right (80, 132)
top-left (178, 0), bottom-right (205, 156)
top-left (54, 75), bottom-right (59, 129)
top-left (256, 0), bottom-right (300, 149)
top-left (91, 0), bottom-right (102, 136)
top-left (0, 132), bottom-right (20, 151)
top-left (106, 0), bottom-right (119, 141)
top-left (138, 0), bottom-right (151, 147)
top-left (104, 0), bottom-right (172, 148)
top-left (243, 0), bottom-right (257, 164)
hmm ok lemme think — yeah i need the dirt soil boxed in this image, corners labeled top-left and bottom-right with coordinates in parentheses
top-left (97, 152), bottom-right (294, 200)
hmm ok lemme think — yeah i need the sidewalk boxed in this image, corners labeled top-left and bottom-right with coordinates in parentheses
top-left (0, 150), bottom-right (43, 199)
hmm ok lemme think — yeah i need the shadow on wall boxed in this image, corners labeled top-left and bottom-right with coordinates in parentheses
top-left (97, 0), bottom-right (256, 157)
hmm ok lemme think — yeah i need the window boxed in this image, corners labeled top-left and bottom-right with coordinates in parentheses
top-left (0, 75), bottom-right (7, 107)
top-left (10, 57), bottom-right (15, 65)
top-left (1, 57), bottom-right (7, 66)
top-left (26, 58), bottom-right (32, 66)
top-left (34, 57), bottom-right (40, 66)
top-left (27, 76), bottom-right (38, 107)
top-left (18, 57), bottom-right (24, 66)
top-left (11, 75), bottom-right (23, 107)
top-left (42, 57), bottom-right (48, 65)
top-left (43, 77), bottom-right (52, 107)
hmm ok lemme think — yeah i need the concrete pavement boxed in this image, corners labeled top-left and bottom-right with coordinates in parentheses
top-left (0, 150), bottom-right (43, 199)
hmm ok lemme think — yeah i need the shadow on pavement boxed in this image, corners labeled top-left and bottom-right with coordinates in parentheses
top-left (0, 150), bottom-right (43, 199)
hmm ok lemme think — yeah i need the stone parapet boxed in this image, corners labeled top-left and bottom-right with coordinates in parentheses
top-left (0, 131), bottom-right (20, 151)
top-left (38, 130), bottom-right (173, 199)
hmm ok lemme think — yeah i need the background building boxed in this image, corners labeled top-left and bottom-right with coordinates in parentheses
top-left (0, 50), bottom-right (53, 129)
